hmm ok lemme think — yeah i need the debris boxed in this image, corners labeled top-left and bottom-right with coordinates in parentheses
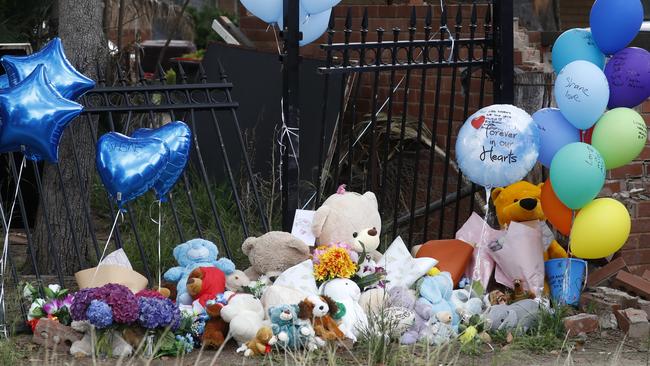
top-left (614, 308), bottom-right (650, 338)
top-left (586, 257), bottom-right (628, 288)
top-left (595, 287), bottom-right (639, 308)
top-left (32, 318), bottom-right (82, 352)
top-left (598, 312), bottom-right (618, 330)
top-left (562, 313), bottom-right (599, 337)
top-left (579, 292), bottom-right (621, 313)
top-left (611, 271), bottom-right (650, 300)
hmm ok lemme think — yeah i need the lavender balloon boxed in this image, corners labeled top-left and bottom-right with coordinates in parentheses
top-left (605, 47), bottom-right (650, 109)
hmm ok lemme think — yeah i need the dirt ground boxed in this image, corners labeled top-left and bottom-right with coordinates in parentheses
top-left (10, 330), bottom-right (650, 366)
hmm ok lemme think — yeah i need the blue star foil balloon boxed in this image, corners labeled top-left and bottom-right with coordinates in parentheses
top-left (96, 132), bottom-right (170, 207)
top-left (1, 37), bottom-right (95, 100)
top-left (0, 74), bottom-right (8, 88)
top-left (0, 64), bottom-right (84, 162)
top-left (131, 121), bottom-right (192, 201)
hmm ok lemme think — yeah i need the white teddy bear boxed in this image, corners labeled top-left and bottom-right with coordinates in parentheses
top-left (319, 278), bottom-right (368, 343)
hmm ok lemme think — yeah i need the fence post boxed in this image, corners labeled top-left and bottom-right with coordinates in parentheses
top-left (493, 0), bottom-right (514, 103)
top-left (281, 0), bottom-right (301, 231)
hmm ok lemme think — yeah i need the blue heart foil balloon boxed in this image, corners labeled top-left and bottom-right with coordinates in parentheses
top-left (0, 74), bottom-right (8, 89)
top-left (0, 64), bottom-right (84, 162)
top-left (96, 132), bottom-right (170, 207)
top-left (1, 37), bottom-right (95, 100)
top-left (131, 121), bottom-right (192, 200)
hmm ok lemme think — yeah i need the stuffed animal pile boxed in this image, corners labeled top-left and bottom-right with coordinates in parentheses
top-left (143, 182), bottom-right (564, 357)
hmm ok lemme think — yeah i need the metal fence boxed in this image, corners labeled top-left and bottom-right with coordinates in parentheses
top-left (292, 1), bottom-right (514, 247)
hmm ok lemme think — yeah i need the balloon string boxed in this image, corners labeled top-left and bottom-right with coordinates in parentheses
top-left (470, 187), bottom-right (491, 293)
top-left (560, 210), bottom-right (577, 306)
top-left (91, 210), bottom-right (124, 286)
top-left (149, 200), bottom-right (162, 289)
top-left (0, 156), bottom-right (26, 338)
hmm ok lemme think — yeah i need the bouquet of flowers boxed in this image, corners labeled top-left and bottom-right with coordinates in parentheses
top-left (23, 283), bottom-right (73, 331)
top-left (135, 290), bottom-right (190, 358)
top-left (70, 283), bottom-right (139, 327)
top-left (313, 243), bottom-right (358, 282)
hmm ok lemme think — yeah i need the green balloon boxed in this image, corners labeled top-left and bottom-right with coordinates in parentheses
top-left (592, 108), bottom-right (647, 169)
top-left (550, 142), bottom-right (606, 209)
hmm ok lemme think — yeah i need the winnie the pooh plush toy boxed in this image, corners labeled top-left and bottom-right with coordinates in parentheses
top-left (490, 181), bottom-right (567, 295)
top-left (491, 181), bottom-right (567, 260)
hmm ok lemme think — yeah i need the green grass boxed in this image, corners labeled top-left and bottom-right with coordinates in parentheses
top-left (0, 338), bottom-right (24, 364)
top-left (511, 304), bottom-right (570, 353)
top-left (90, 167), bottom-right (280, 281)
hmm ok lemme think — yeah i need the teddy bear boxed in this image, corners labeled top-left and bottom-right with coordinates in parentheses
top-left (268, 304), bottom-right (316, 350)
top-left (485, 299), bottom-right (541, 333)
top-left (226, 270), bottom-right (251, 292)
top-left (241, 232), bottom-right (311, 280)
top-left (319, 278), bottom-right (368, 342)
top-left (186, 267), bottom-right (226, 307)
top-left (163, 238), bottom-right (235, 305)
top-left (312, 187), bottom-right (382, 261)
top-left (202, 301), bottom-right (230, 348)
top-left (220, 293), bottom-right (266, 344)
top-left (385, 286), bottom-right (417, 338)
top-left (490, 181), bottom-right (567, 295)
top-left (420, 311), bottom-right (456, 346)
top-left (400, 272), bottom-right (458, 345)
top-left (297, 295), bottom-right (345, 341)
top-left (451, 288), bottom-right (485, 322)
top-left (236, 326), bottom-right (277, 357)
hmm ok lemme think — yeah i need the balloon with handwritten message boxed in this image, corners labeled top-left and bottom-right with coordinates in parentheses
top-left (534, 108), bottom-right (581, 168)
top-left (590, 0), bottom-right (644, 55)
top-left (550, 142), bottom-right (605, 210)
top-left (604, 47), bottom-right (650, 109)
top-left (552, 28), bottom-right (605, 74)
top-left (554, 60), bottom-right (609, 130)
top-left (455, 105), bottom-right (540, 188)
top-left (591, 108), bottom-right (647, 169)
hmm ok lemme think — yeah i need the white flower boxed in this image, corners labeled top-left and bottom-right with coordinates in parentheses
top-left (22, 285), bottom-right (34, 301)
top-left (47, 284), bottom-right (61, 294)
top-left (27, 298), bottom-right (46, 320)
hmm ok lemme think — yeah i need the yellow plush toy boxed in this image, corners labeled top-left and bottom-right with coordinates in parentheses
top-left (491, 181), bottom-right (568, 260)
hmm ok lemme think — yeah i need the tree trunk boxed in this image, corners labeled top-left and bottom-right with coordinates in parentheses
top-left (32, 0), bottom-right (108, 275)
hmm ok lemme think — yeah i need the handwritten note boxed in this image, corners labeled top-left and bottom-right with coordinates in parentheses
top-left (292, 209), bottom-right (316, 246)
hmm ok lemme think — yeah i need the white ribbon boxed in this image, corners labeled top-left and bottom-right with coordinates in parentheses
top-left (0, 156), bottom-right (26, 338)
top-left (90, 209), bottom-right (124, 286)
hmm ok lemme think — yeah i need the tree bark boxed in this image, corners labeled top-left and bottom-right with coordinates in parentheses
top-left (32, 0), bottom-right (108, 275)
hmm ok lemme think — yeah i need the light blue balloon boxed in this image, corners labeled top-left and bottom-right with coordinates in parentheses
top-left (534, 108), bottom-right (581, 168)
top-left (456, 104), bottom-right (540, 188)
top-left (552, 28), bottom-right (605, 74)
top-left (240, 0), bottom-right (283, 24)
top-left (550, 142), bottom-right (605, 209)
top-left (554, 60), bottom-right (609, 130)
top-left (0, 74), bottom-right (7, 89)
top-left (278, 8), bottom-right (331, 46)
top-left (590, 0), bottom-right (644, 55)
top-left (301, 0), bottom-right (340, 15)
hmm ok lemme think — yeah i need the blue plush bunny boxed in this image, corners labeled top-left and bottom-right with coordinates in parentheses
top-left (163, 238), bottom-right (235, 305)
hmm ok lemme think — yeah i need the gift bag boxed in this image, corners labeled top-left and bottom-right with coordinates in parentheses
top-left (455, 212), bottom-right (503, 289)
top-left (489, 220), bottom-right (545, 295)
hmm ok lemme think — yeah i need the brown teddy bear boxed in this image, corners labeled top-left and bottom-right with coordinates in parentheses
top-left (236, 326), bottom-right (276, 357)
top-left (185, 267), bottom-right (229, 348)
top-left (241, 232), bottom-right (311, 280)
top-left (297, 295), bottom-right (345, 341)
top-left (186, 267), bottom-right (226, 307)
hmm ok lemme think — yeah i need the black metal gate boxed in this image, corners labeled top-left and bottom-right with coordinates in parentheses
top-left (294, 1), bottom-right (514, 248)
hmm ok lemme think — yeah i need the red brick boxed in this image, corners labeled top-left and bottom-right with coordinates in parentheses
top-left (631, 218), bottom-right (650, 234)
top-left (587, 257), bottom-right (628, 287)
top-left (602, 181), bottom-right (623, 195)
top-left (563, 313), bottom-right (599, 337)
top-left (608, 162), bottom-right (644, 179)
top-left (32, 318), bottom-right (82, 352)
top-left (579, 292), bottom-right (621, 313)
top-left (615, 308), bottom-right (650, 338)
top-left (619, 248), bottom-right (650, 265)
top-left (643, 101), bottom-right (650, 113)
top-left (611, 270), bottom-right (650, 300)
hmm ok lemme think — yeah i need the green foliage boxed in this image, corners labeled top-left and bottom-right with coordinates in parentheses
top-left (511, 304), bottom-right (569, 353)
top-left (0, 0), bottom-right (54, 46)
top-left (187, 5), bottom-right (233, 50)
top-left (90, 168), bottom-right (278, 278)
top-left (0, 338), bottom-right (24, 364)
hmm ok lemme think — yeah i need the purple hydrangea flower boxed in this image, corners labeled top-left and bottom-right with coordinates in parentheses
top-left (70, 288), bottom-right (97, 321)
top-left (137, 296), bottom-right (181, 330)
top-left (86, 300), bottom-right (113, 329)
top-left (70, 284), bottom-right (138, 324)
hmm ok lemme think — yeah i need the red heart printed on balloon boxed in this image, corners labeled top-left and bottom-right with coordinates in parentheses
top-left (471, 115), bottom-right (486, 129)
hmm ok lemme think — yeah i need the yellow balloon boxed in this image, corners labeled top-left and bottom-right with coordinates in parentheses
top-left (570, 198), bottom-right (631, 259)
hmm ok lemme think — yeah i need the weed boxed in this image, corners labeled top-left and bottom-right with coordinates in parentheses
top-left (513, 304), bottom-right (570, 353)
top-left (0, 337), bottom-right (25, 364)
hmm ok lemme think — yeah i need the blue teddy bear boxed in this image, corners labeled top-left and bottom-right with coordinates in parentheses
top-left (163, 238), bottom-right (235, 305)
top-left (269, 304), bottom-right (301, 350)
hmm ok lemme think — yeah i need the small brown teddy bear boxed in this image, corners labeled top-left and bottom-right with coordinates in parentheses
top-left (236, 326), bottom-right (276, 357)
top-left (185, 267), bottom-right (229, 348)
top-left (298, 295), bottom-right (345, 341)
